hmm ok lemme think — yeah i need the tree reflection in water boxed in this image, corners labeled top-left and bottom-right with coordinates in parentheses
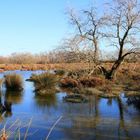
top-left (116, 97), bottom-right (132, 140)
top-left (127, 96), bottom-right (140, 110)
top-left (61, 96), bottom-right (137, 140)
top-left (0, 91), bottom-right (14, 121)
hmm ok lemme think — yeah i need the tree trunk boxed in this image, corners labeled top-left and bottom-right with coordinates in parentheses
top-left (107, 59), bottom-right (123, 79)
top-left (101, 58), bottom-right (124, 80)
top-left (93, 38), bottom-right (99, 64)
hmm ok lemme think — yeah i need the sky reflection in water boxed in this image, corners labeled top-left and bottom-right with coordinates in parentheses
top-left (0, 71), bottom-right (139, 140)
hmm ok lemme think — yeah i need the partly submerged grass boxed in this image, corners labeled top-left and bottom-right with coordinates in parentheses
top-left (31, 73), bottom-right (58, 95)
top-left (4, 73), bottom-right (23, 91)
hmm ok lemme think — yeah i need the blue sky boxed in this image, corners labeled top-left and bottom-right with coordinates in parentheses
top-left (0, 0), bottom-right (107, 56)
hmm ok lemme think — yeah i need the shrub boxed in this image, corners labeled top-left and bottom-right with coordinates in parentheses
top-left (60, 77), bottom-right (79, 88)
top-left (79, 77), bottom-right (104, 88)
top-left (4, 74), bottom-right (23, 91)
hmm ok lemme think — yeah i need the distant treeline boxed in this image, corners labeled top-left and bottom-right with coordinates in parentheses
top-left (0, 50), bottom-right (139, 64)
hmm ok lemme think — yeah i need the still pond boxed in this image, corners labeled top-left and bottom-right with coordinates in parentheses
top-left (0, 71), bottom-right (140, 140)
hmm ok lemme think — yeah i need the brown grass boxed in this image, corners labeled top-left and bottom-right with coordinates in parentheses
top-left (79, 77), bottom-right (104, 88)
top-left (31, 73), bottom-right (58, 95)
top-left (0, 62), bottom-right (139, 72)
top-left (99, 80), bottom-right (114, 93)
top-left (4, 73), bottom-right (23, 91)
top-left (0, 62), bottom-right (139, 94)
top-left (60, 78), bottom-right (79, 88)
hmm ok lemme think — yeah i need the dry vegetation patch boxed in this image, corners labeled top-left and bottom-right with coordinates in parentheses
top-left (60, 77), bottom-right (79, 88)
top-left (79, 77), bottom-right (104, 88)
top-left (4, 73), bottom-right (23, 91)
top-left (30, 73), bottom-right (58, 96)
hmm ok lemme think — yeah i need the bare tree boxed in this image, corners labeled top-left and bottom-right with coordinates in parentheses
top-left (68, 7), bottom-right (106, 64)
top-left (58, 36), bottom-right (86, 63)
top-left (101, 0), bottom-right (140, 79)
top-left (0, 56), bottom-right (8, 64)
top-left (9, 53), bottom-right (36, 64)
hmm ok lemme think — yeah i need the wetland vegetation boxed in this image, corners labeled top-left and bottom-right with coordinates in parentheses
top-left (0, 70), bottom-right (139, 140)
top-left (0, 0), bottom-right (139, 139)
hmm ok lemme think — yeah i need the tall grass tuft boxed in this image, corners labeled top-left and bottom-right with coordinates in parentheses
top-left (31, 73), bottom-right (58, 95)
top-left (4, 73), bottom-right (23, 91)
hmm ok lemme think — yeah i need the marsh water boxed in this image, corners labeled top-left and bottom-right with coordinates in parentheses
top-left (0, 71), bottom-right (140, 140)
